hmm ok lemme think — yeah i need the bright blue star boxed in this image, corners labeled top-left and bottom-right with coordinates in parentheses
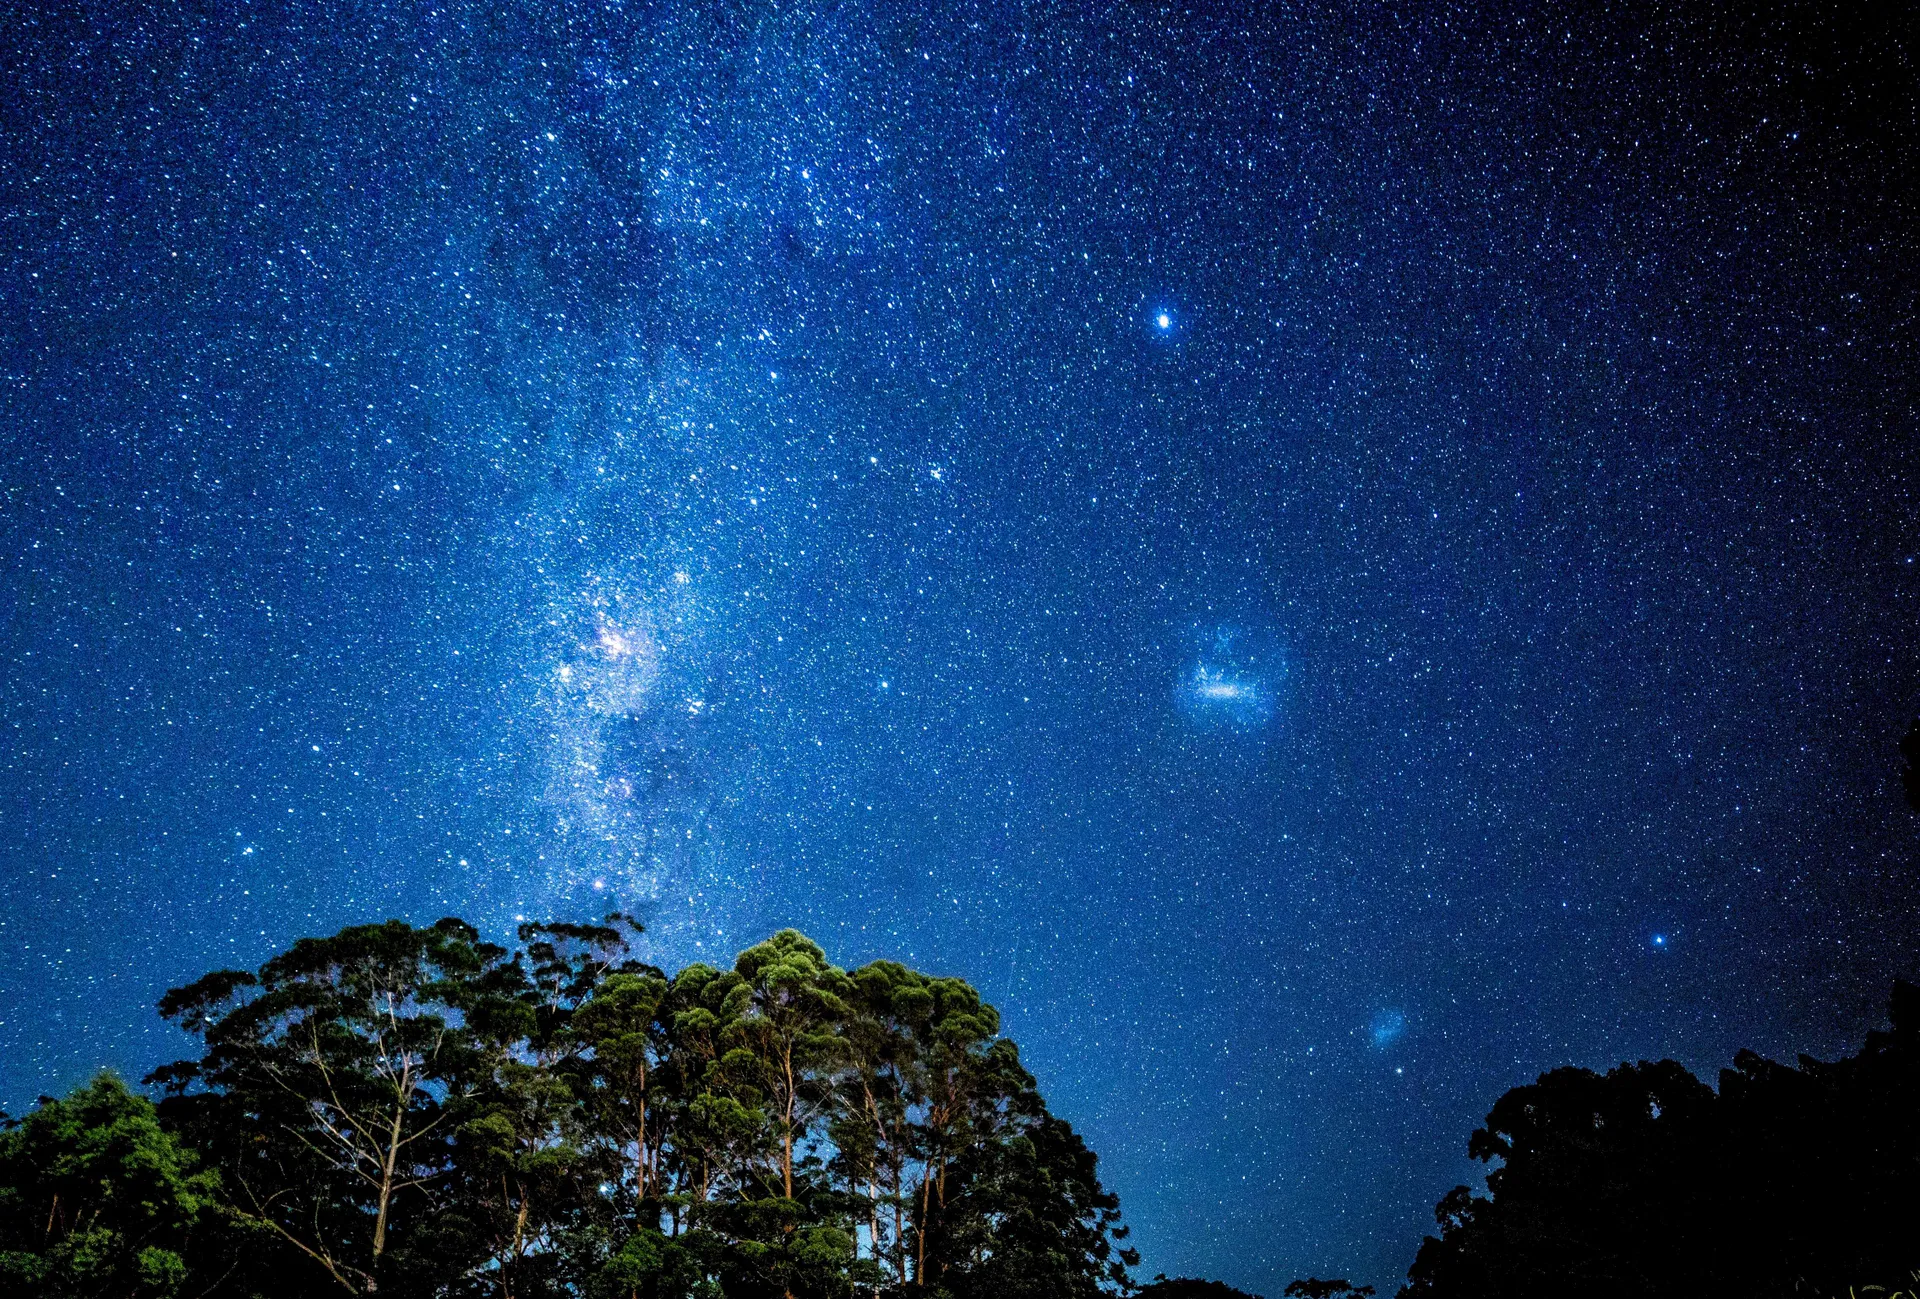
top-left (1156, 311), bottom-right (1172, 330)
top-left (1651, 933), bottom-right (1668, 948)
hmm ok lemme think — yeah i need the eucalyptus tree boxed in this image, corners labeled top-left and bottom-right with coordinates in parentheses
top-left (137, 916), bottom-right (1138, 1299)
top-left (935, 1102), bottom-right (1138, 1299)
top-left (572, 966), bottom-right (673, 1207)
top-left (831, 960), bottom-right (929, 1292)
top-left (726, 931), bottom-right (853, 1205)
top-left (656, 962), bottom-right (754, 1215)
top-left (902, 974), bottom-right (1013, 1289)
top-left (451, 917), bottom-right (648, 1299)
top-left (151, 918), bottom-right (515, 1295)
top-left (711, 931), bottom-right (859, 1299)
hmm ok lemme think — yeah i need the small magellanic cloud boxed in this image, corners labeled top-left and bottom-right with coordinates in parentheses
top-left (1369, 1009), bottom-right (1407, 1048)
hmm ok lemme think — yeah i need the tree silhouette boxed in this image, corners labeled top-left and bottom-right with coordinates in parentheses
top-left (1400, 982), bottom-right (1920, 1299)
top-left (1138, 1278), bottom-right (1268, 1299)
top-left (1285, 1281), bottom-right (1374, 1299)
top-left (151, 917), bottom-right (513, 1294)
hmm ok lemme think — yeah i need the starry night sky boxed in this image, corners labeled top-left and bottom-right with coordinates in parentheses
top-left (3, 2), bottom-right (1918, 1291)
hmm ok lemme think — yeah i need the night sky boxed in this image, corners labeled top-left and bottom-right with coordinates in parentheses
top-left (3, 2), bottom-right (1918, 1291)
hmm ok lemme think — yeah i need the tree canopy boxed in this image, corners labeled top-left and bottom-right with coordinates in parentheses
top-left (0, 1072), bottom-right (219, 1299)
top-left (1400, 981), bottom-right (1920, 1299)
top-left (16, 916), bottom-right (1140, 1299)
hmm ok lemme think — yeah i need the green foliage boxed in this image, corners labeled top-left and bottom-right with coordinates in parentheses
top-left (0, 1072), bottom-right (218, 1299)
top-left (592, 1225), bottom-right (704, 1299)
top-left (152, 916), bottom-right (517, 1295)
top-left (937, 1108), bottom-right (1139, 1299)
top-left (127, 915), bottom-right (1132, 1299)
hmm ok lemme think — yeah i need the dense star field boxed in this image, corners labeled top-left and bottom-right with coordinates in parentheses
top-left (2, 2), bottom-right (1916, 1291)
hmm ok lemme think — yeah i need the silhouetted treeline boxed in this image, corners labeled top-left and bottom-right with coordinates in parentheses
top-left (0, 918), bottom-right (1137, 1299)
top-left (1400, 981), bottom-right (1920, 1298)
top-left (1138, 1278), bottom-right (1270, 1299)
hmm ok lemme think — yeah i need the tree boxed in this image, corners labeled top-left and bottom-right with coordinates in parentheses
top-left (449, 1051), bottom-right (587, 1299)
top-left (829, 960), bottom-right (927, 1293)
top-left (1284, 1282), bottom-right (1372, 1299)
top-left (901, 974), bottom-right (1006, 1291)
top-left (936, 1102), bottom-right (1138, 1299)
top-left (715, 931), bottom-right (856, 1299)
top-left (458, 917), bottom-right (654, 1299)
top-left (151, 917), bottom-right (511, 1295)
top-left (572, 965), bottom-right (672, 1206)
top-left (0, 1073), bottom-right (219, 1299)
top-left (727, 931), bottom-right (852, 1206)
top-left (137, 916), bottom-right (1138, 1299)
top-left (828, 957), bottom-right (1135, 1299)
top-left (1399, 982), bottom-right (1920, 1299)
top-left (1138, 1280), bottom-right (1266, 1299)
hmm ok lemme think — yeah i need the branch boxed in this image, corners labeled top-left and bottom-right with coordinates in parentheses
top-left (303, 1025), bottom-right (383, 1150)
top-left (224, 1176), bottom-right (373, 1295)
top-left (284, 1122), bottom-right (383, 1190)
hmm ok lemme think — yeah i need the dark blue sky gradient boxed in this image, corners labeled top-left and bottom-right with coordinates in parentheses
top-left (3, 2), bottom-right (1918, 1291)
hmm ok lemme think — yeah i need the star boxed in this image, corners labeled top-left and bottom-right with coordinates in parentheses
top-left (6, 9), bottom-right (1909, 1297)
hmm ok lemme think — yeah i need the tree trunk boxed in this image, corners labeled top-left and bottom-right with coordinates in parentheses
top-left (782, 1039), bottom-right (796, 1201)
top-left (635, 1062), bottom-right (650, 1204)
top-left (914, 1170), bottom-right (932, 1286)
top-left (868, 1178), bottom-right (883, 1299)
top-left (373, 1099), bottom-right (405, 1262)
top-left (636, 1115), bottom-right (647, 1202)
